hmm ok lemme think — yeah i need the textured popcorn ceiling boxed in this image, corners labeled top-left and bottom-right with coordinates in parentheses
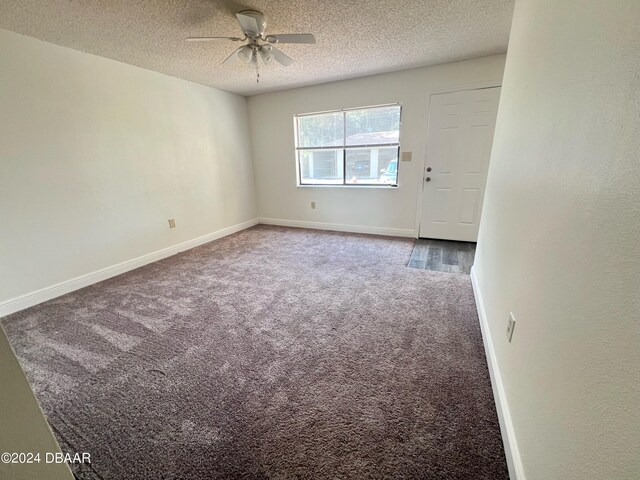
top-left (0, 0), bottom-right (514, 96)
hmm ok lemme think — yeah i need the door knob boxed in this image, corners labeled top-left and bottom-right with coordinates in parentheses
top-left (425, 177), bottom-right (431, 182)
top-left (426, 167), bottom-right (432, 172)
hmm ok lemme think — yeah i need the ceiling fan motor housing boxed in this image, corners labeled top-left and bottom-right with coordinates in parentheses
top-left (238, 10), bottom-right (267, 37)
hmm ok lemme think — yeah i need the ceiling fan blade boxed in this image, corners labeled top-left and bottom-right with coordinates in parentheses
top-left (270, 46), bottom-right (294, 67)
top-left (222, 46), bottom-right (243, 64)
top-left (267, 34), bottom-right (315, 44)
top-left (186, 36), bottom-right (243, 42)
top-left (236, 10), bottom-right (266, 36)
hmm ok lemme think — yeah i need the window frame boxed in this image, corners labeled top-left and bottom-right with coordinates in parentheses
top-left (294, 103), bottom-right (402, 187)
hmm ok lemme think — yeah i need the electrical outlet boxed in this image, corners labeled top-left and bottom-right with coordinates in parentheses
top-left (506, 313), bottom-right (516, 343)
top-left (168, 219), bottom-right (176, 229)
top-left (401, 151), bottom-right (412, 162)
top-left (311, 201), bottom-right (316, 209)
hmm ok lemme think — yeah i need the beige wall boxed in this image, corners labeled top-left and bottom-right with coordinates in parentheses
top-left (248, 55), bottom-right (505, 236)
top-left (0, 28), bottom-right (257, 304)
top-left (0, 325), bottom-right (73, 480)
top-left (474, 1), bottom-right (640, 479)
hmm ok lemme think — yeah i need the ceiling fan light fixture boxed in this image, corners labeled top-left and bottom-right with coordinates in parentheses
top-left (237, 45), bottom-right (254, 64)
top-left (259, 45), bottom-right (273, 64)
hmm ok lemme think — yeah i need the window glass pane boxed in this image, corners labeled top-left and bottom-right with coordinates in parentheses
top-left (297, 112), bottom-right (344, 148)
top-left (346, 147), bottom-right (399, 185)
top-left (299, 150), bottom-right (344, 184)
top-left (345, 106), bottom-right (400, 146)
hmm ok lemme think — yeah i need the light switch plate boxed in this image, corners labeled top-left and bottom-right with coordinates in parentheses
top-left (168, 219), bottom-right (176, 229)
top-left (401, 151), bottom-right (412, 162)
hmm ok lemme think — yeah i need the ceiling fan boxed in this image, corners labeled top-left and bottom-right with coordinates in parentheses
top-left (186, 10), bottom-right (315, 82)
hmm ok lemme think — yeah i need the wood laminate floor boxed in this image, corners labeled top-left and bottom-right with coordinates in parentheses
top-left (408, 238), bottom-right (476, 274)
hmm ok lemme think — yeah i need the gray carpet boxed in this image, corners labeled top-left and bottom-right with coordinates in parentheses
top-left (2, 225), bottom-right (508, 479)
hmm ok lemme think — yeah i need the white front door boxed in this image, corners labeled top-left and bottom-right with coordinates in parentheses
top-left (419, 87), bottom-right (500, 241)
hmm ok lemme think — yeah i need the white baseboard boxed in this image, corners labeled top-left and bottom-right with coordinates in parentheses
top-left (0, 218), bottom-right (259, 319)
top-left (470, 266), bottom-right (525, 480)
top-left (258, 217), bottom-right (416, 238)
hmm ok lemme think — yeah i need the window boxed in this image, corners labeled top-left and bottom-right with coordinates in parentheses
top-left (295, 104), bottom-right (402, 186)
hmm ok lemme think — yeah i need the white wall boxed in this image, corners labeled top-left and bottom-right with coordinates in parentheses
top-left (248, 55), bottom-right (505, 236)
top-left (474, 1), bottom-right (640, 479)
top-left (0, 28), bottom-right (257, 304)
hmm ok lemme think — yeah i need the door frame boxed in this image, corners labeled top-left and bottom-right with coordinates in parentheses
top-left (414, 80), bottom-right (502, 238)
